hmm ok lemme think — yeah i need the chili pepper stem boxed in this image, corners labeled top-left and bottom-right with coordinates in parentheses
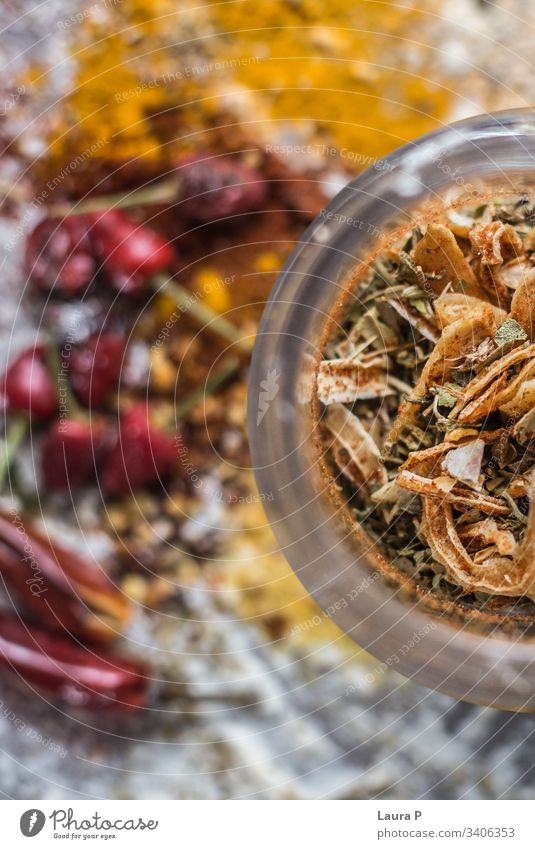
top-left (152, 274), bottom-right (252, 354)
top-left (46, 177), bottom-right (182, 219)
top-left (0, 415), bottom-right (28, 489)
top-left (174, 356), bottom-right (241, 421)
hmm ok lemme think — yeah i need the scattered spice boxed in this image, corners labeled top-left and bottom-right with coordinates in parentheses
top-left (22, 1), bottom-right (452, 181)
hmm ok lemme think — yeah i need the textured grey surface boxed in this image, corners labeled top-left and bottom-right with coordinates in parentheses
top-left (2, 595), bottom-right (535, 800)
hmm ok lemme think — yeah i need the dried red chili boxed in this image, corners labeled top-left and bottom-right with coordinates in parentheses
top-left (0, 512), bottom-right (130, 641)
top-left (68, 332), bottom-right (125, 408)
top-left (88, 210), bottom-right (176, 295)
top-left (101, 403), bottom-right (176, 495)
top-left (176, 155), bottom-right (267, 222)
top-left (0, 612), bottom-right (149, 710)
top-left (26, 216), bottom-right (96, 297)
top-left (41, 417), bottom-right (109, 490)
top-left (3, 345), bottom-right (58, 419)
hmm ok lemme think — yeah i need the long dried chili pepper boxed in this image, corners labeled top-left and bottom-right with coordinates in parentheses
top-left (0, 612), bottom-right (149, 710)
top-left (0, 512), bottom-right (130, 641)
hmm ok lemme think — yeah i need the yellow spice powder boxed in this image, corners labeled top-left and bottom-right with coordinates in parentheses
top-left (26, 0), bottom-right (450, 171)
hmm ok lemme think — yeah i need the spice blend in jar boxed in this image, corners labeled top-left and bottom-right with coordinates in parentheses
top-left (319, 196), bottom-right (535, 617)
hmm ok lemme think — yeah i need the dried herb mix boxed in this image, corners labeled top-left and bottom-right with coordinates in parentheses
top-left (319, 196), bottom-right (535, 615)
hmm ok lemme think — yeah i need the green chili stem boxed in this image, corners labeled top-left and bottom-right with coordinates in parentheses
top-left (153, 275), bottom-right (252, 354)
top-left (46, 177), bottom-right (182, 219)
top-left (174, 356), bottom-right (241, 420)
top-left (0, 416), bottom-right (28, 489)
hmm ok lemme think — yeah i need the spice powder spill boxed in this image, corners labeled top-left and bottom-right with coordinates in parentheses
top-left (21, 0), bottom-right (451, 172)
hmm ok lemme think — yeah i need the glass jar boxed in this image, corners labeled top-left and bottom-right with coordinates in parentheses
top-left (248, 109), bottom-right (535, 711)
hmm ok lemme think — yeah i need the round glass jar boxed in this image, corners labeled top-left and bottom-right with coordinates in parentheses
top-left (248, 109), bottom-right (535, 711)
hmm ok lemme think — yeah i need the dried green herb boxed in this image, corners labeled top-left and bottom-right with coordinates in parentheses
top-left (495, 318), bottom-right (528, 347)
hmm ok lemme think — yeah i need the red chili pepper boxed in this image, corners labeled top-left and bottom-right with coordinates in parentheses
top-left (26, 216), bottom-right (96, 297)
top-left (0, 512), bottom-right (131, 641)
top-left (88, 210), bottom-right (176, 294)
top-left (41, 417), bottom-right (109, 490)
top-left (0, 612), bottom-right (149, 710)
top-left (3, 345), bottom-right (58, 419)
top-left (177, 155), bottom-right (267, 222)
top-left (68, 332), bottom-right (125, 408)
top-left (101, 403), bottom-right (176, 496)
